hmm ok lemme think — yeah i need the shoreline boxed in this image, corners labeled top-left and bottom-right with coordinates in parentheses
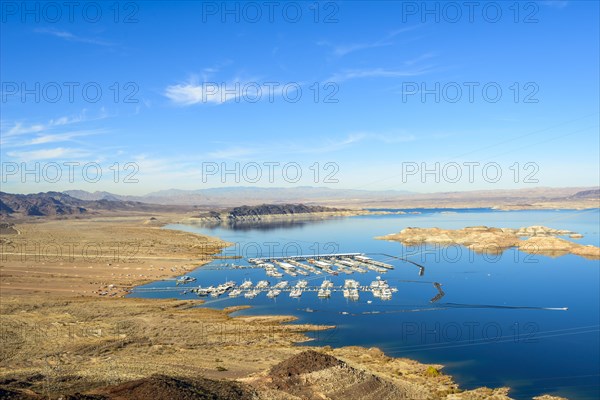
top-left (1, 212), bottom-right (572, 399)
top-left (376, 225), bottom-right (600, 260)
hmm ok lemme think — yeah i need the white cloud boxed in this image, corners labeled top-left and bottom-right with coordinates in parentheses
top-left (34, 28), bottom-right (113, 46)
top-left (2, 113), bottom-right (87, 137)
top-left (165, 83), bottom-right (221, 105)
top-left (25, 130), bottom-right (103, 146)
top-left (327, 66), bottom-right (434, 82)
top-left (320, 26), bottom-right (420, 57)
top-left (7, 147), bottom-right (90, 161)
top-left (165, 76), bottom-right (269, 106)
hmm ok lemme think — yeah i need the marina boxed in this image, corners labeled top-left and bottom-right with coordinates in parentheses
top-left (129, 209), bottom-right (599, 400)
top-left (247, 253), bottom-right (394, 277)
top-left (189, 275), bottom-right (398, 301)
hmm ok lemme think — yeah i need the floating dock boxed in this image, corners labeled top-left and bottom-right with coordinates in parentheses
top-left (248, 253), bottom-right (393, 277)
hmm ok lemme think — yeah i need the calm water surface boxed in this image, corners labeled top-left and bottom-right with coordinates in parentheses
top-left (129, 209), bottom-right (600, 399)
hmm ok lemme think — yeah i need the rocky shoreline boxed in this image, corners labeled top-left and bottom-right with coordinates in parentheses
top-left (377, 225), bottom-right (600, 260)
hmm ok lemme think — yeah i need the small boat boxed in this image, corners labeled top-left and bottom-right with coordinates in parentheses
top-left (256, 280), bottom-right (270, 289)
top-left (344, 279), bottom-right (359, 288)
top-left (176, 275), bottom-right (196, 284)
top-left (239, 280), bottom-right (253, 289)
top-left (380, 288), bottom-right (392, 300)
top-left (296, 280), bottom-right (308, 288)
top-left (266, 289), bottom-right (281, 298)
top-left (317, 288), bottom-right (331, 298)
top-left (274, 281), bottom-right (289, 289)
top-left (228, 288), bottom-right (242, 297)
top-left (321, 279), bottom-right (333, 288)
top-left (289, 288), bottom-right (303, 298)
top-left (195, 286), bottom-right (214, 296)
top-left (244, 289), bottom-right (260, 299)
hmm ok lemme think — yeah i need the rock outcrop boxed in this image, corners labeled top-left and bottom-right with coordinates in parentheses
top-left (377, 226), bottom-right (600, 259)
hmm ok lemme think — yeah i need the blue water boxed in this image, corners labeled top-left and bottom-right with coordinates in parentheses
top-left (130, 209), bottom-right (600, 399)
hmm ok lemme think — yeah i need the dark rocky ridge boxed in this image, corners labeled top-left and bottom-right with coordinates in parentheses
top-left (0, 191), bottom-right (193, 218)
top-left (229, 204), bottom-right (343, 218)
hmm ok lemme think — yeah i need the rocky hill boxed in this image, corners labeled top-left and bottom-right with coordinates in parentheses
top-left (570, 188), bottom-right (600, 199)
top-left (0, 191), bottom-right (188, 218)
top-left (190, 203), bottom-right (356, 224)
top-left (229, 204), bottom-right (343, 217)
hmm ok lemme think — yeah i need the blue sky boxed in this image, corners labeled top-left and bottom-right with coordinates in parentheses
top-left (1, 0), bottom-right (598, 194)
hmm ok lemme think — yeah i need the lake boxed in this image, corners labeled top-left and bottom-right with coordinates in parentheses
top-left (129, 208), bottom-right (600, 399)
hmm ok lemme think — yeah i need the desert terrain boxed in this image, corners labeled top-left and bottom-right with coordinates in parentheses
top-left (0, 213), bottom-right (227, 297)
top-left (0, 202), bottom-right (574, 399)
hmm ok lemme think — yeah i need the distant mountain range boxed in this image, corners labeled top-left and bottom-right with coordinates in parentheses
top-left (62, 186), bottom-right (600, 206)
top-left (1, 186), bottom-right (597, 218)
top-left (63, 187), bottom-right (415, 206)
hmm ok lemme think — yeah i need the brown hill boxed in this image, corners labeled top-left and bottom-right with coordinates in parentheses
top-left (0, 191), bottom-right (192, 218)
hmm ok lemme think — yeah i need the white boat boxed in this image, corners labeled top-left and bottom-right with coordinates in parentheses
top-left (317, 288), bottom-right (331, 298)
top-left (176, 275), bottom-right (196, 284)
top-left (289, 288), bottom-right (303, 298)
top-left (222, 281), bottom-right (236, 289)
top-left (349, 288), bottom-right (359, 300)
top-left (266, 289), bottom-right (281, 298)
top-left (381, 288), bottom-right (392, 300)
top-left (266, 269), bottom-right (283, 277)
top-left (256, 280), bottom-right (270, 289)
top-left (195, 286), bottom-right (213, 296)
top-left (321, 279), bottom-right (333, 288)
top-left (228, 288), bottom-right (242, 297)
top-left (274, 281), bottom-right (289, 289)
top-left (370, 276), bottom-right (388, 288)
top-left (296, 280), bottom-right (308, 288)
top-left (244, 289), bottom-right (259, 299)
top-left (344, 279), bottom-right (359, 288)
top-left (239, 280), bottom-right (253, 289)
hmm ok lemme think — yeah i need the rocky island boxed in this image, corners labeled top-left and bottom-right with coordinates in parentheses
top-left (376, 225), bottom-right (600, 260)
top-left (189, 203), bottom-right (367, 225)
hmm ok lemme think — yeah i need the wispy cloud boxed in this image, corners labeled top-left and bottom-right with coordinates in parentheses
top-left (200, 131), bottom-right (416, 160)
top-left (164, 82), bottom-right (238, 105)
top-left (319, 26), bottom-right (420, 57)
top-left (165, 74), bottom-right (294, 106)
top-left (327, 66), bottom-right (435, 82)
top-left (7, 147), bottom-right (91, 161)
top-left (3, 114), bottom-right (85, 137)
top-left (34, 28), bottom-right (113, 46)
top-left (23, 129), bottom-right (103, 146)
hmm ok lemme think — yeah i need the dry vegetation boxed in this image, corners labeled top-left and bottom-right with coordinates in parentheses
top-left (0, 213), bottom-right (572, 399)
top-left (0, 213), bottom-right (226, 297)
